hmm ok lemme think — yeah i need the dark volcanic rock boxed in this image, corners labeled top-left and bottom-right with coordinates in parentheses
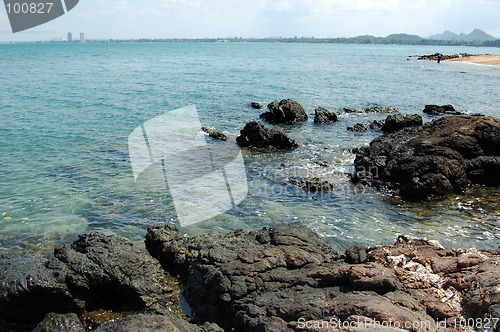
top-left (250, 102), bottom-right (263, 109)
top-left (236, 121), bottom-right (298, 150)
top-left (0, 232), bottom-right (177, 325)
top-left (0, 253), bottom-right (78, 323)
top-left (202, 127), bottom-right (228, 141)
top-left (382, 114), bottom-right (423, 133)
top-left (53, 232), bottom-right (175, 314)
top-left (423, 104), bottom-right (464, 116)
top-left (354, 115), bottom-right (500, 200)
top-left (347, 123), bottom-right (369, 132)
top-left (261, 99), bottom-right (308, 124)
top-left (147, 225), bottom-right (500, 332)
top-left (370, 120), bottom-right (385, 131)
top-left (314, 107), bottom-right (338, 124)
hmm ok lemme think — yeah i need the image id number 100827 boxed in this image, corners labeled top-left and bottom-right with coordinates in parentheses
top-left (5, 2), bottom-right (53, 14)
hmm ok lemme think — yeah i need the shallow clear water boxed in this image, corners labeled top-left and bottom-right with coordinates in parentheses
top-left (1, 42), bottom-right (499, 253)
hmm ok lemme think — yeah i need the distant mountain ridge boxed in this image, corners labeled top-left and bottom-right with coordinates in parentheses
top-left (429, 29), bottom-right (497, 41)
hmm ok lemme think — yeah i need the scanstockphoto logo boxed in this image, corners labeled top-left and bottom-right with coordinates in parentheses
top-left (128, 106), bottom-right (248, 227)
top-left (4, 0), bottom-right (79, 33)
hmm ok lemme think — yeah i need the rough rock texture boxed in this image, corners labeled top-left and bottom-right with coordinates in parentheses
top-left (354, 115), bottom-right (500, 200)
top-left (146, 225), bottom-right (500, 332)
top-left (314, 107), bottom-right (338, 124)
top-left (261, 99), bottom-right (308, 124)
top-left (202, 127), bottom-right (228, 141)
top-left (236, 121), bottom-right (298, 150)
top-left (0, 233), bottom-right (177, 324)
top-left (348, 123), bottom-right (369, 132)
top-left (382, 114), bottom-right (423, 133)
top-left (423, 105), bottom-right (463, 116)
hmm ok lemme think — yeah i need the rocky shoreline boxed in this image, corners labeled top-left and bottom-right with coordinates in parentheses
top-left (2, 100), bottom-right (499, 331)
top-left (1, 226), bottom-right (499, 331)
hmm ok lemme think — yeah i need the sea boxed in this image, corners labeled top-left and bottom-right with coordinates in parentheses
top-left (1, 42), bottom-right (499, 254)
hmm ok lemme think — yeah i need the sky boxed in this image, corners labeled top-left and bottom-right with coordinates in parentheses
top-left (1, 0), bottom-right (500, 42)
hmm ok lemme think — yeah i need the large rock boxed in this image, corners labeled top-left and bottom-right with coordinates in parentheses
top-left (261, 99), bottom-right (308, 124)
top-left (146, 225), bottom-right (499, 332)
top-left (382, 114), bottom-right (423, 133)
top-left (423, 104), bottom-right (463, 116)
top-left (236, 121), bottom-right (298, 150)
top-left (0, 232), bottom-right (177, 325)
top-left (0, 253), bottom-right (78, 323)
top-left (314, 107), bottom-right (338, 124)
top-left (53, 232), bottom-right (175, 314)
top-left (354, 115), bottom-right (500, 200)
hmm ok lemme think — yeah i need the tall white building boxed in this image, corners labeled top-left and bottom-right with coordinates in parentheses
top-left (80, 33), bottom-right (85, 43)
top-left (67, 32), bottom-right (72, 42)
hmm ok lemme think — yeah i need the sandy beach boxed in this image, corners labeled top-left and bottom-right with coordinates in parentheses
top-left (448, 54), bottom-right (500, 66)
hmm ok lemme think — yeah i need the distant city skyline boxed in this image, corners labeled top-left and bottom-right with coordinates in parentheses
top-left (1, 0), bottom-right (499, 42)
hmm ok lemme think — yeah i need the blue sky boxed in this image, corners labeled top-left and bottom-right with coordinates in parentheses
top-left (1, 0), bottom-right (500, 42)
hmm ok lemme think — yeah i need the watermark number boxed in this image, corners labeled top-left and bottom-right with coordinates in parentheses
top-left (5, 2), bottom-right (53, 14)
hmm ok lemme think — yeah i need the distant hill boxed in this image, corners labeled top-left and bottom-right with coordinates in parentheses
top-left (430, 29), bottom-right (497, 41)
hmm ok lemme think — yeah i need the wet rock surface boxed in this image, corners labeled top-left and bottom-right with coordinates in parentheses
top-left (354, 115), bottom-right (500, 200)
top-left (236, 121), bottom-right (298, 150)
top-left (314, 107), bottom-right (338, 124)
top-left (202, 127), bottom-right (228, 141)
top-left (261, 99), bottom-right (308, 124)
top-left (146, 225), bottom-right (500, 332)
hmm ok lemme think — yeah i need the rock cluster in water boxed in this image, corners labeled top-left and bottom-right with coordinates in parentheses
top-left (2, 226), bottom-right (498, 331)
top-left (353, 115), bottom-right (500, 200)
top-left (236, 121), bottom-right (298, 150)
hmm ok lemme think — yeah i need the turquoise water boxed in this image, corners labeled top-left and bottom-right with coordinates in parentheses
top-left (1, 42), bottom-right (499, 253)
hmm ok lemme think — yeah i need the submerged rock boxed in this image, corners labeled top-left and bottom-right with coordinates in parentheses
top-left (354, 115), bottom-right (500, 200)
top-left (347, 123), bottom-right (369, 132)
top-left (314, 107), bottom-right (338, 124)
top-left (423, 104), bottom-right (464, 116)
top-left (236, 121), bottom-right (298, 150)
top-left (343, 107), bottom-right (398, 114)
top-left (146, 225), bottom-right (500, 332)
top-left (201, 127), bottom-right (228, 141)
top-left (250, 102), bottom-right (263, 109)
top-left (289, 177), bottom-right (335, 193)
top-left (261, 99), bottom-right (308, 124)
